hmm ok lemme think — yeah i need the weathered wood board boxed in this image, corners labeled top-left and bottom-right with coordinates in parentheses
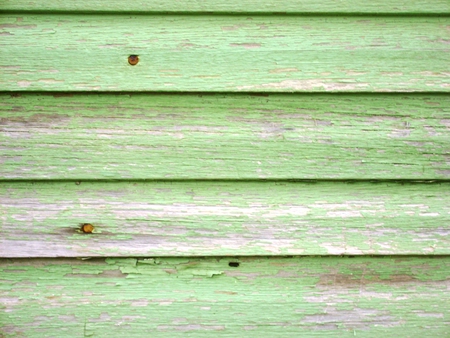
top-left (1, 94), bottom-right (449, 180)
top-left (1, 15), bottom-right (449, 92)
top-left (3, 0), bottom-right (450, 14)
top-left (1, 0), bottom-right (449, 335)
top-left (1, 181), bottom-right (449, 257)
top-left (1, 257), bottom-right (449, 337)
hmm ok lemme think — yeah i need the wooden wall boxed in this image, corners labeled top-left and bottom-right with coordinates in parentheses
top-left (1, 1), bottom-right (449, 336)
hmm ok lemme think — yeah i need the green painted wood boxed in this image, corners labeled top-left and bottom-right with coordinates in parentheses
top-left (1, 94), bottom-right (449, 180)
top-left (1, 257), bottom-right (449, 337)
top-left (1, 15), bottom-right (449, 92)
top-left (1, 181), bottom-right (449, 257)
top-left (3, 0), bottom-right (450, 14)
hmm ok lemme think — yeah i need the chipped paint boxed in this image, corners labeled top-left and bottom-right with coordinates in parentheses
top-left (0, 257), bottom-right (449, 337)
top-left (1, 93), bottom-right (448, 180)
top-left (1, 181), bottom-right (449, 257)
top-left (1, 16), bottom-right (448, 92)
top-left (1, 4), bottom-right (449, 337)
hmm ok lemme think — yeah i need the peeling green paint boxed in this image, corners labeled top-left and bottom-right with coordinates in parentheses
top-left (1, 257), bottom-right (449, 337)
top-left (1, 16), bottom-right (449, 92)
top-left (1, 2), bottom-right (449, 336)
top-left (1, 181), bottom-right (449, 257)
top-left (1, 93), bottom-right (449, 180)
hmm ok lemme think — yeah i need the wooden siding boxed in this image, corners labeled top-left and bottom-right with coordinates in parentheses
top-left (1, 15), bottom-right (449, 92)
top-left (1, 1), bottom-right (449, 336)
top-left (1, 257), bottom-right (449, 337)
top-left (1, 181), bottom-right (449, 257)
top-left (1, 93), bottom-right (449, 180)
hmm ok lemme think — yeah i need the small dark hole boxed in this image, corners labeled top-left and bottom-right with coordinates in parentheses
top-left (348, 255), bottom-right (355, 258)
top-left (228, 262), bottom-right (240, 267)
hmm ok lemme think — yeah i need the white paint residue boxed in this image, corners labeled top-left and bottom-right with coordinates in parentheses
top-left (237, 80), bottom-right (369, 91)
top-left (17, 81), bottom-right (32, 88)
top-left (263, 206), bottom-right (309, 218)
top-left (112, 204), bottom-right (309, 218)
top-left (326, 210), bottom-right (363, 218)
top-left (320, 243), bottom-right (364, 255)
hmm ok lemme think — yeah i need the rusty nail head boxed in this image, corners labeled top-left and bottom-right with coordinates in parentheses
top-left (81, 223), bottom-right (94, 233)
top-left (128, 55), bottom-right (139, 65)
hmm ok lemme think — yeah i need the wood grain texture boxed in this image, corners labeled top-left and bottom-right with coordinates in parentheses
top-left (1, 257), bottom-right (449, 337)
top-left (1, 15), bottom-right (449, 92)
top-left (1, 94), bottom-right (449, 180)
top-left (1, 181), bottom-right (449, 257)
top-left (3, 0), bottom-right (450, 14)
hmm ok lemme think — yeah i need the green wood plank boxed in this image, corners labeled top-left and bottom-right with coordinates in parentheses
top-left (1, 94), bottom-right (449, 180)
top-left (3, 0), bottom-right (450, 14)
top-left (1, 15), bottom-right (449, 92)
top-left (1, 181), bottom-right (449, 257)
top-left (1, 257), bottom-right (449, 337)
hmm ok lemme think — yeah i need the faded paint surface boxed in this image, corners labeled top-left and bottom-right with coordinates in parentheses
top-left (1, 16), bottom-right (449, 92)
top-left (1, 94), bottom-right (449, 179)
top-left (1, 257), bottom-right (449, 337)
top-left (1, 2), bottom-right (449, 336)
top-left (1, 181), bottom-right (449, 257)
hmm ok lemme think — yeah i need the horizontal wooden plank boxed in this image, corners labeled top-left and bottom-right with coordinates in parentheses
top-left (1, 181), bottom-right (449, 257)
top-left (1, 257), bottom-right (449, 337)
top-left (1, 15), bottom-right (449, 92)
top-left (1, 94), bottom-right (449, 180)
top-left (3, 0), bottom-right (450, 14)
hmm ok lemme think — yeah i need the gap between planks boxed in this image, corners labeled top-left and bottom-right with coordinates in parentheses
top-left (2, 0), bottom-right (450, 15)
